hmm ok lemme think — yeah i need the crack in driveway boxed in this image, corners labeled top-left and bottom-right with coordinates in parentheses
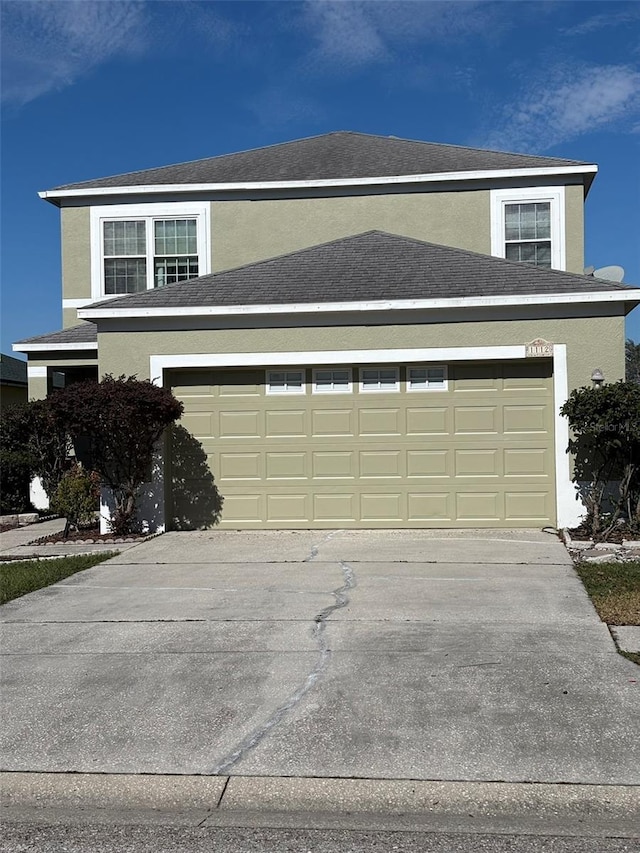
top-left (209, 559), bottom-right (356, 775)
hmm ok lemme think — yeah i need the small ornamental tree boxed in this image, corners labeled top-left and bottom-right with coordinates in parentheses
top-left (561, 381), bottom-right (640, 540)
top-left (49, 375), bottom-right (183, 535)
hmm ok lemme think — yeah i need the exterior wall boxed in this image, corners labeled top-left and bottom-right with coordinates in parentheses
top-left (56, 178), bottom-right (587, 308)
top-left (97, 314), bottom-right (626, 398)
top-left (26, 353), bottom-right (99, 400)
top-left (61, 207), bottom-right (91, 320)
top-left (211, 189), bottom-right (491, 271)
top-left (564, 184), bottom-right (585, 274)
top-left (0, 384), bottom-right (28, 410)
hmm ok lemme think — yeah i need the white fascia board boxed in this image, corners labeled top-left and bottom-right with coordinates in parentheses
top-left (38, 164), bottom-right (598, 201)
top-left (78, 288), bottom-right (640, 320)
top-left (13, 341), bottom-right (97, 353)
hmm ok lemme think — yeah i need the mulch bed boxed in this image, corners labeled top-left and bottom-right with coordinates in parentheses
top-left (567, 520), bottom-right (639, 544)
top-left (29, 524), bottom-right (154, 546)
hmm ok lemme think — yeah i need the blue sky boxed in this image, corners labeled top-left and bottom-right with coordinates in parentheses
top-left (2, 0), bottom-right (639, 353)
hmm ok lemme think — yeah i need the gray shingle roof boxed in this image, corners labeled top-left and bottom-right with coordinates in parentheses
top-left (14, 324), bottom-right (97, 346)
top-left (0, 353), bottom-right (28, 386)
top-left (51, 132), bottom-right (590, 191)
top-left (83, 231), bottom-right (635, 313)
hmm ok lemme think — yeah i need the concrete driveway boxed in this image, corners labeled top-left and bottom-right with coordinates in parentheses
top-left (1, 529), bottom-right (638, 784)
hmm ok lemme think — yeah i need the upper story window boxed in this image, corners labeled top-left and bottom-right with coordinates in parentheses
top-left (91, 203), bottom-right (209, 299)
top-left (490, 187), bottom-right (565, 271)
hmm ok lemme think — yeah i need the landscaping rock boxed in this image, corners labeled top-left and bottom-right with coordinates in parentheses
top-left (583, 552), bottom-right (621, 564)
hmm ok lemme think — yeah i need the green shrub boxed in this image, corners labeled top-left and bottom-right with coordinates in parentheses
top-left (51, 465), bottom-right (100, 536)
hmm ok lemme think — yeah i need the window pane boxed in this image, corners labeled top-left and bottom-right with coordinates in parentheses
top-left (504, 205), bottom-right (522, 240)
top-left (506, 241), bottom-right (552, 267)
top-left (104, 258), bottom-right (147, 294)
top-left (104, 220), bottom-right (146, 256)
top-left (154, 256), bottom-right (198, 287)
top-left (535, 203), bottom-right (551, 238)
top-left (155, 219), bottom-right (197, 256)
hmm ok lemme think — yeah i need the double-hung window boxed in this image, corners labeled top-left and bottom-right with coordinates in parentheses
top-left (490, 187), bottom-right (565, 270)
top-left (91, 203), bottom-right (209, 299)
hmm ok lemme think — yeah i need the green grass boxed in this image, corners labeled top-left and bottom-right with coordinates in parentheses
top-left (574, 560), bottom-right (640, 627)
top-left (0, 553), bottom-right (116, 605)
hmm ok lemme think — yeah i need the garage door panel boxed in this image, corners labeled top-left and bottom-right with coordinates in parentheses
top-left (454, 449), bottom-right (500, 478)
top-left (456, 492), bottom-right (501, 521)
top-left (312, 451), bottom-right (356, 479)
top-left (219, 452), bottom-right (261, 481)
top-left (170, 360), bottom-right (555, 528)
top-left (265, 409), bottom-right (307, 437)
top-left (359, 408), bottom-right (402, 435)
top-left (505, 491), bottom-right (552, 521)
top-left (504, 448), bottom-right (549, 478)
top-left (266, 452), bottom-right (307, 480)
top-left (267, 494), bottom-right (309, 522)
top-left (219, 410), bottom-right (261, 438)
top-left (454, 406), bottom-right (499, 434)
top-left (503, 405), bottom-right (549, 433)
top-left (360, 493), bottom-right (403, 521)
top-left (313, 493), bottom-right (356, 521)
top-left (406, 407), bottom-right (449, 435)
top-left (359, 450), bottom-right (402, 478)
top-left (407, 450), bottom-right (449, 478)
top-left (408, 492), bottom-right (451, 521)
top-left (312, 409), bottom-right (353, 436)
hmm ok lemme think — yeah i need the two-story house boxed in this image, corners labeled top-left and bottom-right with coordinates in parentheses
top-left (14, 131), bottom-right (640, 532)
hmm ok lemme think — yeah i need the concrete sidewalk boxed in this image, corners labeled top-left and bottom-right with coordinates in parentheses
top-left (1, 529), bottom-right (638, 786)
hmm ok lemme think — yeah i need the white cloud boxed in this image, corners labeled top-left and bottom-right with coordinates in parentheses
top-left (300, 0), bottom-right (499, 70)
top-left (562, 9), bottom-right (640, 36)
top-left (482, 64), bottom-right (640, 153)
top-left (1, 0), bottom-right (147, 105)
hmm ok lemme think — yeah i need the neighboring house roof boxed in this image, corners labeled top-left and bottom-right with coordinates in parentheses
top-left (0, 353), bottom-right (28, 386)
top-left (48, 131), bottom-right (591, 191)
top-left (14, 323), bottom-right (97, 349)
top-left (79, 231), bottom-right (639, 318)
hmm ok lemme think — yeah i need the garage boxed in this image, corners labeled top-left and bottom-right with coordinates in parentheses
top-left (167, 358), bottom-right (555, 529)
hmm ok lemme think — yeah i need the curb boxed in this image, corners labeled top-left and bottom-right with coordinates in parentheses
top-left (2, 772), bottom-right (639, 827)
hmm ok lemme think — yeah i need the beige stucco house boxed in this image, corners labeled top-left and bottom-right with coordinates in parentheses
top-left (14, 132), bottom-right (640, 531)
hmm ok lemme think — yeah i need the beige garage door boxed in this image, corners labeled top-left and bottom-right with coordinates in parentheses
top-left (168, 360), bottom-right (556, 529)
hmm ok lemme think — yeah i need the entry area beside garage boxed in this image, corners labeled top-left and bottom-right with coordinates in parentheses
top-left (167, 359), bottom-right (556, 529)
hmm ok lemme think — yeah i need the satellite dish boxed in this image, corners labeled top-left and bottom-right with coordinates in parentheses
top-left (593, 265), bottom-right (625, 282)
top-left (583, 265), bottom-right (595, 276)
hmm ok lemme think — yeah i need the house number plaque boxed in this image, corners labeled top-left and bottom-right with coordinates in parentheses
top-left (525, 338), bottom-right (554, 357)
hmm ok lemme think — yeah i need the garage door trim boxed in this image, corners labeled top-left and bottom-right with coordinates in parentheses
top-left (148, 344), bottom-right (579, 531)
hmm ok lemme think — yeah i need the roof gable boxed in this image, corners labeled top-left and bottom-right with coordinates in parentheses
top-left (50, 131), bottom-right (590, 191)
top-left (79, 231), bottom-right (636, 314)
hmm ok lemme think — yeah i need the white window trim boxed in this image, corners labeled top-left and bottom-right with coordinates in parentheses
top-left (90, 202), bottom-right (210, 301)
top-left (359, 366), bottom-right (400, 393)
top-left (407, 364), bottom-right (448, 391)
top-left (312, 367), bottom-right (352, 393)
top-left (266, 369), bottom-right (306, 395)
top-left (490, 186), bottom-right (565, 271)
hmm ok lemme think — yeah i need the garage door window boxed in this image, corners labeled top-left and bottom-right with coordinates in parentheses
top-left (313, 368), bottom-right (352, 393)
top-left (360, 367), bottom-right (399, 392)
top-left (408, 366), bottom-right (447, 391)
top-left (266, 370), bottom-right (305, 394)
